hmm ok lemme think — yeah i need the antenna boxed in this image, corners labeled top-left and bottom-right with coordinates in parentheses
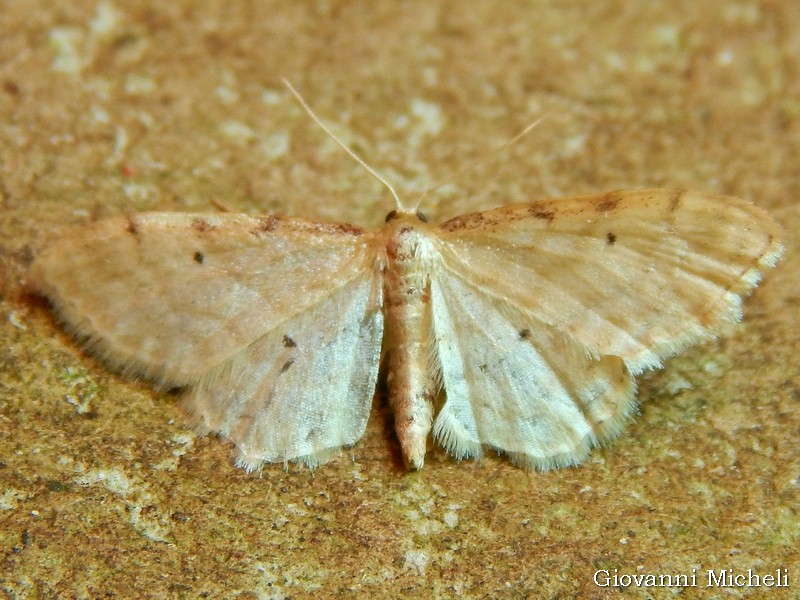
top-left (410, 113), bottom-right (550, 211)
top-left (282, 78), bottom-right (408, 212)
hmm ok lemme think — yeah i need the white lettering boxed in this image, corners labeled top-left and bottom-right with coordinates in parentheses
top-left (708, 569), bottom-right (727, 587)
top-left (672, 571), bottom-right (698, 587)
top-left (594, 570), bottom-right (610, 587)
top-left (597, 567), bottom-right (785, 589)
top-left (594, 569), bottom-right (703, 588)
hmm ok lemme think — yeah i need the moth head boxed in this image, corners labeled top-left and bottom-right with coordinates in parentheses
top-left (385, 209), bottom-right (428, 223)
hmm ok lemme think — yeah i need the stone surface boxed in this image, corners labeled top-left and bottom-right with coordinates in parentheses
top-left (1, 1), bottom-right (797, 597)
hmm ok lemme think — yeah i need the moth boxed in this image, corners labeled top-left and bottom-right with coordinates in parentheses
top-left (32, 88), bottom-right (783, 472)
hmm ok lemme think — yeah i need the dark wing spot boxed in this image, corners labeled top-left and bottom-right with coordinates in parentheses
top-left (529, 207), bottom-right (555, 222)
top-left (125, 216), bottom-right (138, 236)
top-left (192, 218), bottom-right (216, 233)
top-left (282, 335), bottom-right (296, 348)
top-left (596, 195), bottom-right (621, 213)
top-left (669, 189), bottom-right (685, 213)
top-left (327, 222), bottom-right (363, 235)
top-left (479, 364), bottom-right (488, 373)
top-left (606, 232), bottom-right (616, 246)
top-left (439, 212), bottom-right (485, 231)
top-left (193, 251), bottom-right (204, 264)
top-left (280, 360), bottom-right (294, 373)
top-left (518, 328), bottom-right (531, 340)
top-left (251, 216), bottom-right (279, 236)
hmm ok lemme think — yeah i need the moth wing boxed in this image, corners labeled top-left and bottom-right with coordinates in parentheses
top-left (430, 271), bottom-right (636, 469)
top-left (33, 212), bottom-right (384, 467)
top-left (188, 261), bottom-right (383, 470)
top-left (33, 212), bottom-right (375, 382)
top-left (430, 189), bottom-right (782, 468)
top-left (436, 189), bottom-right (782, 374)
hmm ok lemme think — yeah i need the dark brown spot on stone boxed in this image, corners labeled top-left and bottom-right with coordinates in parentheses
top-left (4, 80), bottom-right (20, 96)
top-left (193, 251), bottom-right (204, 264)
top-left (596, 196), bottom-right (620, 213)
top-left (606, 232), bottom-right (616, 245)
top-left (280, 360), bottom-right (294, 373)
top-left (282, 335), bottom-right (296, 348)
top-left (13, 244), bottom-right (34, 267)
top-left (518, 328), bottom-right (531, 340)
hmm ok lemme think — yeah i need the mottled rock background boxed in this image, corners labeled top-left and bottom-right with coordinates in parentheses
top-left (1, 1), bottom-right (797, 597)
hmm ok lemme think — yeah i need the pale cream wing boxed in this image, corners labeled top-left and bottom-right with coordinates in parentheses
top-left (33, 212), bottom-right (377, 383)
top-left (436, 189), bottom-right (783, 375)
top-left (33, 212), bottom-right (384, 468)
top-left (430, 270), bottom-right (637, 470)
top-left (186, 263), bottom-right (383, 470)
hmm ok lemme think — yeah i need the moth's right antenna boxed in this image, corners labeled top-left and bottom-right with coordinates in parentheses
top-left (411, 114), bottom-right (550, 212)
top-left (282, 79), bottom-right (408, 212)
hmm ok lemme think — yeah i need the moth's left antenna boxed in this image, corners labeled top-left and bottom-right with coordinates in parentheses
top-left (282, 79), bottom-right (407, 212)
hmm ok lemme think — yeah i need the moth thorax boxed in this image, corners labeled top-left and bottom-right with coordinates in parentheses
top-left (387, 224), bottom-right (434, 266)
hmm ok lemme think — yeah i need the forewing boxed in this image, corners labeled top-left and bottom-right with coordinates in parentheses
top-left (430, 270), bottom-right (636, 470)
top-left (33, 212), bottom-right (377, 384)
top-left (437, 189), bottom-right (783, 374)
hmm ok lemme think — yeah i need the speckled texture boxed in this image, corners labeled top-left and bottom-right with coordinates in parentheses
top-left (1, 1), bottom-right (798, 598)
